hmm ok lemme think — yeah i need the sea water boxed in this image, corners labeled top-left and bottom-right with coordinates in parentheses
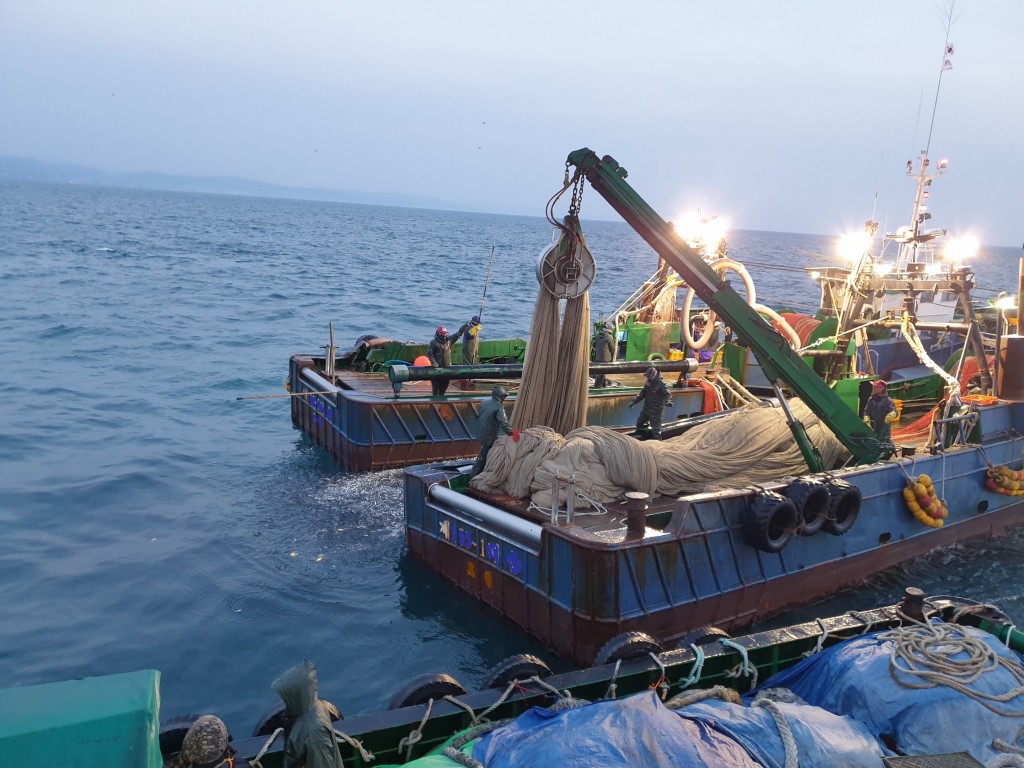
top-left (1, 180), bottom-right (1022, 734)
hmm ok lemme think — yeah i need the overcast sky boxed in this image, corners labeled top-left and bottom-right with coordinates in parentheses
top-left (2, 1), bottom-right (1021, 245)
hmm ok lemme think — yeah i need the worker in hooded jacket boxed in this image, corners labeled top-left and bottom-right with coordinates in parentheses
top-left (426, 325), bottom-right (464, 396)
top-left (471, 385), bottom-right (518, 477)
top-left (271, 661), bottom-right (343, 768)
top-left (630, 367), bottom-right (673, 440)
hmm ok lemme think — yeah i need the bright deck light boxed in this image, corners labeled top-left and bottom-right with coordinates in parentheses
top-left (944, 234), bottom-right (980, 261)
top-left (838, 231), bottom-right (872, 262)
top-left (996, 295), bottom-right (1017, 311)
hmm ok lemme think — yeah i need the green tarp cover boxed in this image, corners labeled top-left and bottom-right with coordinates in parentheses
top-left (0, 669), bottom-right (161, 768)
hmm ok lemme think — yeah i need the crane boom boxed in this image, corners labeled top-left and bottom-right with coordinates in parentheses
top-left (567, 148), bottom-right (884, 465)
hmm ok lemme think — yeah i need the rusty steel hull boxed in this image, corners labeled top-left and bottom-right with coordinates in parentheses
top-left (289, 354), bottom-right (707, 472)
top-left (405, 402), bottom-right (1024, 665)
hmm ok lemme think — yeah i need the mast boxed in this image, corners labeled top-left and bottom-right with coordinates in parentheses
top-left (903, 2), bottom-right (957, 257)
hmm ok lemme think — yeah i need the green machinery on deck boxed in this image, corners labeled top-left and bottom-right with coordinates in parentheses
top-left (566, 148), bottom-right (886, 467)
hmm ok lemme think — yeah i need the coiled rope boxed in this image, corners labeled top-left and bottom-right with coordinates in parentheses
top-left (880, 614), bottom-right (1024, 717)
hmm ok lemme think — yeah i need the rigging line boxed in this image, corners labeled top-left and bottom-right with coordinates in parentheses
top-left (925, 0), bottom-right (958, 156)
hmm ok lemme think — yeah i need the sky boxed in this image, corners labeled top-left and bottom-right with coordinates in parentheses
top-left (2, 0), bottom-right (1022, 246)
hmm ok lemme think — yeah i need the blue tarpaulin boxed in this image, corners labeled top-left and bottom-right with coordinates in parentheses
top-left (678, 698), bottom-right (885, 768)
top-left (752, 624), bottom-right (1024, 763)
top-left (474, 691), bottom-right (761, 768)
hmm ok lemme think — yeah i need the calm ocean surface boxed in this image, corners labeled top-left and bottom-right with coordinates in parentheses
top-left (1, 180), bottom-right (1023, 734)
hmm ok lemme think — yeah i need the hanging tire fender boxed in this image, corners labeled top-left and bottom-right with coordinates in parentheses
top-left (593, 632), bottom-right (664, 667)
top-left (252, 700), bottom-right (342, 737)
top-left (480, 654), bottom-right (552, 690)
top-left (743, 491), bottom-right (798, 553)
top-left (823, 479), bottom-right (861, 535)
top-left (785, 479), bottom-right (831, 536)
top-left (677, 625), bottom-right (731, 650)
top-left (387, 673), bottom-right (467, 710)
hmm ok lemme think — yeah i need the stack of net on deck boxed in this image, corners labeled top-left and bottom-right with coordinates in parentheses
top-left (472, 398), bottom-right (849, 507)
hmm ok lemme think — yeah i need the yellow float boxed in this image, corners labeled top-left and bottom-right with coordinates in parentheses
top-left (985, 465), bottom-right (1024, 496)
top-left (902, 473), bottom-right (947, 528)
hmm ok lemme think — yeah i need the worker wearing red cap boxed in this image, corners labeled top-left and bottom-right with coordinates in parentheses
top-left (427, 325), bottom-right (465, 396)
top-left (864, 379), bottom-right (897, 443)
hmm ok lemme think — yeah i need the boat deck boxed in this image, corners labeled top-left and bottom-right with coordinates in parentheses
top-left (465, 485), bottom-right (679, 538)
top-left (331, 368), bottom-right (650, 400)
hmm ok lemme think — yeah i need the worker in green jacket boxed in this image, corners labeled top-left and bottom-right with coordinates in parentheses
top-left (471, 385), bottom-right (519, 477)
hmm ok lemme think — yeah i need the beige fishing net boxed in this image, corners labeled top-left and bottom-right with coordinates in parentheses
top-left (472, 399), bottom-right (849, 507)
top-left (509, 244), bottom-right (591, 436)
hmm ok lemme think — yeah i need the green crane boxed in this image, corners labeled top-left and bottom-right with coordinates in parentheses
top-left (567, 148), bottom-right (885, 467)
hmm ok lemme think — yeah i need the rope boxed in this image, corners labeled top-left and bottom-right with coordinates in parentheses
top-left (604, 659), bottom-right (622, 700)
top-left (333, 727), bottom-right (374, 763)
top-left (247, 727), bottom-right (283, 768)
top-left (665, 685), bottom-right (741, 710)
top-left (648, 651), bottom-right (669, 700)
top-left (443, 694), bottom-right (480, 725)
top-left (398, 698), bottom-right (434, 762)
top-left (752, 698), bottom-right (799, 768)
top-left (440, 719), bottom-right (513, 768)
top-left (879, 619), bottom-right (1024, 717)
top-left (721, 638), bottom-right (759, 690)
top-left (675, 644), bottom-right (706, 690)
top-left (475, 680), bottom-right (524, 722)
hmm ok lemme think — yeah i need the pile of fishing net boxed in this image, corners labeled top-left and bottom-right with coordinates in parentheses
top-left (470, 398), bottom-right (849, 507)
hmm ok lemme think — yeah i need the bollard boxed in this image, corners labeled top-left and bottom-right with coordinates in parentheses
top-left (625, 491), bottom-right (649, 537)
top-left (898, 586), bottom-right (926, 623)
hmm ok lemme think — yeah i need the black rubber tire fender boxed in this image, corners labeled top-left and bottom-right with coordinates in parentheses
top-left (593, 632), bottom-right (664, 667)
top-left (387, 673), bottom-right (467, 710)
top-left (159, 715), bottom-right (201, 759)
top-left (252, 699), bottom-right (342, 737)
top-left (823, 479), bottom-right (862, 536)
top-left (480, 654), bottom-right (552, 690)
top-left (743, 492), bottom-right (799, 553)
top-left (677, 625), bottom-right (731, 650)
top-left (785, 479), bottom-right (831, 536)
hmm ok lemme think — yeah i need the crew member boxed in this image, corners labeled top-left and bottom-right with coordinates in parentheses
top-left (592, 321), bottom-right (616, 388)
top-left (471, 385), bottom-right (519, 477)
top-left (426, 325), bottom-right (464, 396)
top-left (459, 315), bottom-right (482, 365)
top-left (864, 379), bottom-right (897, 443)
top-left (630, 367), bottom-right (673, 440)
top-left (687, 316), bottom-right (717, 363)
top-left (167, 715), bottom-right (251, 768)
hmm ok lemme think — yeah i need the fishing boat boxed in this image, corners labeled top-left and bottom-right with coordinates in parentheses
top-left (13, 593), bottom-right (1023, 765)
top-left (288, 342), bottom-right (708, 471)
top-left (402, 147), bottom-right (1024, 669)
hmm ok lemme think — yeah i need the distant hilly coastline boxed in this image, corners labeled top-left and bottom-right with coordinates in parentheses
top-left (0, 155), bottom-right (463, 211)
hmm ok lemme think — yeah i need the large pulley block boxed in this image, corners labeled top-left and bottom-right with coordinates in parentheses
top-left (536, 226), bottom-right (596, 299)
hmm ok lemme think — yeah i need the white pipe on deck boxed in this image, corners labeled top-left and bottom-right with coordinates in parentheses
top-left (429, 484), bottom-right (543, 545)
top-left (301, 367), bottom-right (341, 394)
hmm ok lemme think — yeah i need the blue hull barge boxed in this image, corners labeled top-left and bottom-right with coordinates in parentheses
top-left (289, 350), bottom-right (704, 472)
top-left (402, 147), bottom-right (1024, 665)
